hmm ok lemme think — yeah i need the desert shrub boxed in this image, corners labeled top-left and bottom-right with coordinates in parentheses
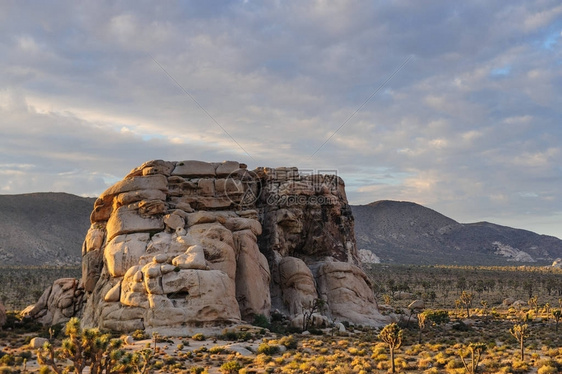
top-left (538, 365), bottom-right (558, 374)
top-left (253, 314), bottom-right (270, 329)
top-left (511, 360), bottom-right (530, 372)
top-left (423, 368), bottom-right (439, 374)
top-left (452, 321), bottom-right (470, 331)
top-left (0, 356), bottom-right (14, 367)
top-left (239, 331), bottom-right (253, 341)
top-left (190, 366), bottom-right (206, 373)
top-left (192, 333), bottom-right (206, 341)
top-left (221, 331), bottom-right (239, 341)
top-left (220, 360), bottom-right (242, 373)
top-left (153, 360), bottom-right (164, 369)
top-left (18, 350), bottom-right (32, 360)
top-left (254, 354), bottom-right (272, 366)
top-left (163, 354), bottom-right (177, 365)
top-left (0, 367), bottom-right (14, 374)
top-left (445, 358), bottom-right (463, 369)
top-left (209, 345), bottom-right (230, 354)
top-left (132, 329), bottom-right (149, 340)
top-left (308, 328), bottom-right (323, 335)
top-left (258, 343), bottom-right (280, 355)
top-left (424, 309), bottom-right (450, 325)
top-left (417, 358), bottom-right (432, 369)
top-left (278, 335), bottom-right (297, 350)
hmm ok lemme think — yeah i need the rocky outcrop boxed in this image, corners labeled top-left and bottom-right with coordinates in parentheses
top-left (20, 278), bottom-right (85, 326)
top-left (29, 159), bottom-right (384, 334)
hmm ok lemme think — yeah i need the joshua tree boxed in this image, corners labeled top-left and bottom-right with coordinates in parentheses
top-left (509, 324), bottom-right (529, 361)
top-left (37, 317), bottom-right (133, 374)
top-left (480, 300), bottom-right (488, 319)
top-left (417, 312), bottom-right (427, 344)
top-left (302, 298), bottom-right (325, 331)
top-left (379, 323), bottom-right (403, 373)
top-left (130, 348), bottom-right (154, 374)
top-left (458, 291), bottom-right (474, 318)
top-left (459, 342), bottom-right (486, 374)
top-left (528, 295), bottom-right (539, 313)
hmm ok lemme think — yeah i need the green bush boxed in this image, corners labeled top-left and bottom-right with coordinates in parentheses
top-left (253, 314), bottom-right (270, 329)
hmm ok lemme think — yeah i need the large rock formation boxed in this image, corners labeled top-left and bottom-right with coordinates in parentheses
top-left (76, 160), bottom-right (383, 334)
top-left (20, 278), bottom-right (85, 325)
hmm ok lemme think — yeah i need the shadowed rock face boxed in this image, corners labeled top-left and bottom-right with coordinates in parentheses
top-left (75, 160), bottom-right (385, 334)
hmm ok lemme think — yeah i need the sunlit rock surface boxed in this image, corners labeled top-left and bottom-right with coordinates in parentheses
top-left (33, 160), bottom-right (386, 334)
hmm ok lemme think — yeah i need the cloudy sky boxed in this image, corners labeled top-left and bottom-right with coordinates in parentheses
top-left (1, 1), bottom-right (561, 238)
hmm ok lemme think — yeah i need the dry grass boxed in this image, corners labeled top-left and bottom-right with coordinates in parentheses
top-left (2, 265), bottom-right (562, 373)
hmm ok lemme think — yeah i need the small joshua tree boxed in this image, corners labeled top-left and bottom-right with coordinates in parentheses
top-left (417, 312), bottom-right (427, 344)
top-left (480, 300), bottom-right (488, 319)
top-left (510, 324), bottom-right (529, 361)
top-left (379, 323), bottom-right (403, 373)
top-left (458, 291), bottom-right (474, 318)
top-left (130, 348), bottom-right (154, 374)
top-left (459, 342), bottom-right (486, 374)
top-left (37, 317), bottom-right (133, 374)
top-left (302, 298), bottom-right (325, 331)
top-left (528, 295), bottom-right (539, 313)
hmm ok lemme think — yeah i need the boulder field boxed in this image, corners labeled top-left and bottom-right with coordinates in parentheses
top-left (24, 160), bottom-right (385, 335)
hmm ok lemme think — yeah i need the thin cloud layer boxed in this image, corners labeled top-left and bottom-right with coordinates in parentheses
top-left (0, 1), bottom-right (561, 238)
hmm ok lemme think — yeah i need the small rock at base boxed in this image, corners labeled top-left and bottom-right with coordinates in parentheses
top-left (30, 337), bottom-right (49, 349)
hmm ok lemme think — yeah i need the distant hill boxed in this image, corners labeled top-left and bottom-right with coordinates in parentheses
top-left (0, 193), bottom-right (95, 265)
top-left (352, 200), bottom-right (562, 266)
top-left (1, 194), bottom-right (561, 267)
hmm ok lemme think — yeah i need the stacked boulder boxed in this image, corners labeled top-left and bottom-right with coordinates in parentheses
top-left (31, 160), bottom-right (386, 334)
top-left (21, 278), bottom-right (85, 325)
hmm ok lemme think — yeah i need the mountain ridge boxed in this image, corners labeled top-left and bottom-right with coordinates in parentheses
top-left (1, 194), bottom-right (560, 266)
top-left (352, 200), bottom-right (562, 265)
top-left (0, 192), bottom-right (95, 265)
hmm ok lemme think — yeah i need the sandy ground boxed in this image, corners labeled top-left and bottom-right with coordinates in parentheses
top-left (1, 328), bottom-right (271, 373)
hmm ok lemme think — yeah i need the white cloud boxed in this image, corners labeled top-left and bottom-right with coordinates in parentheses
top-left (0, 1), bottom-right (561, 238)
top-left (523, 4), bottom-right (562, 31)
